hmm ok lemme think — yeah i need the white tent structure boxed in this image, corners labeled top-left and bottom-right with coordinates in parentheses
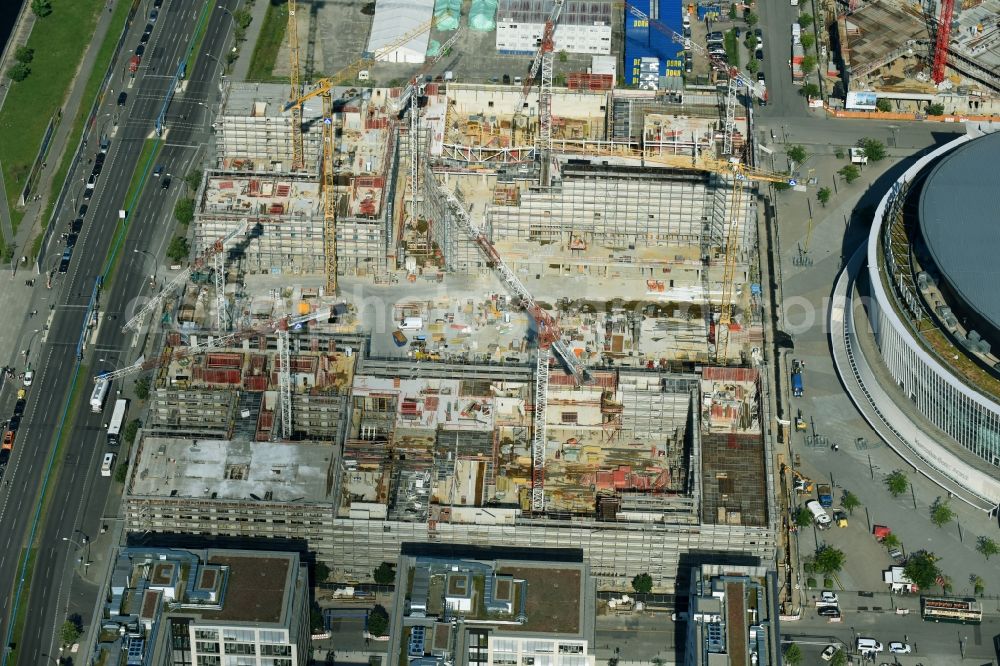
top-left (366, 0), bottom-right (435, 64)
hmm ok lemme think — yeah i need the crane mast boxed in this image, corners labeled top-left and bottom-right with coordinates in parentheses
top-left (439, 185), bottom-right (586, 513)
top-left (322, 92), bottom-right (337, 294)
top-left (288, 0), bottom-right (304, 170)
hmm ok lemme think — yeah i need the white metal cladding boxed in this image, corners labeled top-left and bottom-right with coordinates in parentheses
top-left (865, 132), bottom-right (1000, 468)
top-left (366, 0), bottom-right (434, 63)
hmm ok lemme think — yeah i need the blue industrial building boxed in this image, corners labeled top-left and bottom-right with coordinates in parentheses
top-left (624, 0), bottom-right (685, 85)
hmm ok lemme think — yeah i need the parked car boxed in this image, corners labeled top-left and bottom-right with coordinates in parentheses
top-left (818, 607), bottom-right (841, 618)
top-left (153, 0), bottom-right (162, 7)
top-left (755, 28), bottom-right (764, 47)
top-left (23, 370), bottom-right (33, 387)
top-left (70, 218), bottom-right (83, 233)
top-left (83, 188), bottom-right (93, 201)
top-left (78, 204), bottom-right (88, 217)
top-left (820, 591), bottom-right (839, 604)
top-left (820, 645), bottom-right (838, 661)
top-left (708, 31), bottom-right (724, 40)
top-left (95, 152), bottom-right (105, 166)
top-left (13, 399), bottom-right (25, 417)
top-left (149, 8), bottom-right (158, 21)
top-left (86, 174), bottom-right (96, 190)
top-left (135, 43), bottom-right (145, 57)
top-left (755, 48), bottom-right (764, 61)
top-left (140, 30), bottom-right (151, 45)
top-left (757, 71), bottom-right (766, 83)
top-left (65, 233), bottom-right (78, 249)
top-left (92, 161), bottom-right (103, 177)
top-left (888, 642), bottom-right (911, 654)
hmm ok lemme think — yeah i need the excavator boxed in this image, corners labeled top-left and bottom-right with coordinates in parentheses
top-left (781, 464), bottom-right (814, 494)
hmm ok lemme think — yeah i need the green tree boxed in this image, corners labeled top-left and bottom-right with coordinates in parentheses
top-left (773, 181), bottom-right (792, 192)
top-left (373, 561), bottom-right (396, 584)
top-left (367, 604), bottom-right (390, 637)
top-left (123, 418), bottom-right (141, 446)
top-left (795, 506), bottom-right (813, 528)
top-left (876, 98), bottom-right (893, 112)
top-left (174, 198), bottom-right (195, 225)
top-left (185, 169), bottom-right (203, 193)
top-left (8, 62), bottom-right (30, 82)
top-left (976, 535), bottom-right (999, 560)
top-left (800, 82), bottom-right (820, 98)
top-left (59, 619), bottom-right (81, 645)
top-left (971, 574), bottom-right (985, 596)
top-left (632, 572), bottom-right (654, 594)
top-left (14, 46), bottom-right (34, 64)
top-left (859, 137), bottom-right (887, 161)
top-left (784, 642), bottom-right (803, 665)
top-left (885, 470), bottom-right (908, 496)
top-left (800, 33), bottom-right (815, 50)
top-left (746, 59), bottom-right (759, 74)
top-left (746, 12), bottom-right (759, 27)
top-left (813, 545), bottom-right (846, 575)
top-left (801, 55), bottom-right (817, 73)
top-left (233, 8), bottom-right (253, 29)
top-left (798, 12), bottom-right (814, 28)
top-left (787, 144), bottom-right (808, 164)
top-left (166, 236), bottom-right (190, 263)
top-left (926, 103), bottom-right (945, 116)
top-left (114, 457), bottom-right (129, 483)
top-left (840, 490), bottom-right (861, 514)
top-left (882, 532), bottom-right (901, 551)
top-left (729, 3), bottom-right (738, 19)
top-left (817, 187), bottom-right (832, 207)
top-left (903, 551), bottom-right (941, 590)
top-left (310, 602), bottom-right (324, 633)
top-left (838, 164), bottom-right (860, 183)
top-left (930, 498), bottom-right (955, 527)
top-left (315, 561), bottom-right (331, 583)
top-left (558, 50), bottom-right (568, 63)
top-left (830, 649), bottom-right (847, 666)
top-left (31, 0), bottom-right (52, 18)
top-left (135, 376), bottom-right (151, 400)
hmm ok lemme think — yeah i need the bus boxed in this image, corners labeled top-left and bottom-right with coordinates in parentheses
top-left (921, 596), bottom-right (983, 625)
top-left (90, 376), bottom-right (111, 413)
top-left (107, 399), bottom-right (129, 446)
top-left (100, 452), bottom-right (116, 477)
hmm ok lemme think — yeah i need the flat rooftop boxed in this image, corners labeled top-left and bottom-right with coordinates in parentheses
top-left (203, 554), bottom-right (291, 624)
top-left (129, 437), bottom-right (337, 503)
top-left (700, 433), bottom-right (768, 527)
top-left (221, 81), bottom-right (324, 121)
top-left (497, 565), bottom-right (582, 634)
top-left (951, 0), bottom-right (1000, 81)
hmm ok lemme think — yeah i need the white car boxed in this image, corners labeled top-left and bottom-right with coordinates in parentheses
top-left (888, 642), bottom-right (912, 654)
top-left (22, 370), bottom-right (33, 387)
top-left (820, 590), bottom-right (839, 604)
top-left (820, 645), bottom-right (838, 661)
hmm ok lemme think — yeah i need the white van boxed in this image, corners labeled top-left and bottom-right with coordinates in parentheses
top-left (805, 500), bottom-right (832, 528)
top-left (101, 452), bottom-right (116, 477)
top-left (856, 638), bottom-right (883, 653)
top-left (792, 23), bottom-right (802, 44)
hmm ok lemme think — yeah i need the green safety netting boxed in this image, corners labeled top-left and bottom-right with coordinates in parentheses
top-left (434, 0), bottom-right (461, 30)
top-left (468, 0), bottom-right (497, 31)
top-left (426, 39), bottom-right (442, 57)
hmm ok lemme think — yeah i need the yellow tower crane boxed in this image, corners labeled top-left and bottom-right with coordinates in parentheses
top-left (288, 0), bottom-right (303, 170)
top-left (284, 17), bottom-right (435, 293)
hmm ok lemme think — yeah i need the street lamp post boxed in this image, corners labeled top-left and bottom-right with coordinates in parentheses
top-left (134, 248), bottom-right (157, 288)
top-left (62, 536), bottom-right (90, 570)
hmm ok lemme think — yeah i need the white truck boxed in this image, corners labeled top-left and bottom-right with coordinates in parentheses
top-left (806, 500), bottom-right (832, 529)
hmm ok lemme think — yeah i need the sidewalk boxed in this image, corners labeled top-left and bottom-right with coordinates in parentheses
top-left (228, 0), bottom-right (267, 82)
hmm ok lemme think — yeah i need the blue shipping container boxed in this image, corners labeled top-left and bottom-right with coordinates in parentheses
top-left (624, 0), bottom-right (685, 84)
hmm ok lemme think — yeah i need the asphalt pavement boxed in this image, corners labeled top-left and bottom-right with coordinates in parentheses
top-left (0, 0), bottom-right (238, 663)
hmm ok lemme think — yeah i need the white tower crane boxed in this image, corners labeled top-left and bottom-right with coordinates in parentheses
top-left (438, 185), bottom-right (585, 513)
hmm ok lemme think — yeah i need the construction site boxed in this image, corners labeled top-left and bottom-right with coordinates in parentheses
top-left (118, 0), bottom-right (780, 593)
top-left (837, 0), bottom-right (1000, 101)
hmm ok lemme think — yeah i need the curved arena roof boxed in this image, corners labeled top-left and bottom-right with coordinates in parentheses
top-left (918, 131), bottom-right (1000, 337)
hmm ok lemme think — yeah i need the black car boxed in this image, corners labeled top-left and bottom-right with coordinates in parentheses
top-left (92, 162), bottom-right (103, 177)
top-left (161, 176), bottom-right (172, 190)
top-left (149, 8), bottom-right (158, 21)
top-left (755, 48), bottom-right (764, 61)
top-left (757, 71), bottom-right (766, 83)
top-left (58, 258), bottom-right (70, 273)
top-left (78, 204), bottom-right (88, 217)
top-left (13, 399), bottom-right (25, 416)
top-left (118, 91), bottom-right (128, 107)
top-left (817, 606), bottom-right (841, 617)
top-left (153, 0), bottom-right (162, 7)
top-left (7, 415), bottom-right (20, 432)
top-left (83, 188), bottom-right (93, 201)
top-left (135, 43), bottom-right (145, 57)
top-left (140, 30), bottom-right (151, 45)
top-left (145, 22), bottom-right (154, 33)
top-left (95, 152), bottom-right (105, 166)
top-left (70, 218), bottom-right (83, 233)
top-left (65, 233), bottom-right (78, 248)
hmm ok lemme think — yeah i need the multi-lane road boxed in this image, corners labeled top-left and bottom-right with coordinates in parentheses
top-left (0, 0), bottom-right (237, 662)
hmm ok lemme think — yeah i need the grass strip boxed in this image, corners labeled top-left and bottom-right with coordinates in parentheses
top-left (246, 0), bottom-right (288, 81)
top-left (0, 0), bottom-right (105, 237)
top-left (183, 0), bottom-right (214, 79)
top-left (33, 0), bottom-right (134, 262)
top-left (4, 547), bottom-right (36, 665)
top-left (123, 138), bottom-right (161, 206)
top-left (724, 29), bottom-right (740, 69)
